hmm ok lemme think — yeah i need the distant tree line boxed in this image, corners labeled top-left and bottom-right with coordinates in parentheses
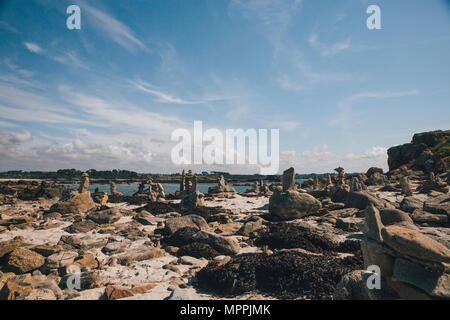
top-left (0, 169), bottom-right (141, 180)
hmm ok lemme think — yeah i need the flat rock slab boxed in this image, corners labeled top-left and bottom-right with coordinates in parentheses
top-left (382, 226), bottom-right (450, 263)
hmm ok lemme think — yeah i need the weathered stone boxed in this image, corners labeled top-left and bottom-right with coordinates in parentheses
top-left (382, 226), bottom-right (450, 263)
top-left (105, 285), bottom-right (134, 300)
top-left (92, 192), bottom-right (108, 206)
top-left (79, 270), bottom-right (106, 289)
top-left (87, 208), bottom-right (121, 224)
top-left (208, 175), bottom-right (236, 194)
top-left (180, 190), bottom-right (204, 209)
top-left (282, 167), bottom-right (296, 192)
top-left (134, 210), bottom-right (161, 225)
top-left (423, 194), bottom-right (450, 216)
top-left (103, 240), bottom-right (129, 255)
top-left (362, 205), bottom-right (384, 242)
top-left (411, 209), bottom-right (448, 224)
top-left (400, 196), bottom-right (423, 213)
top-left (379, 208), bottom-right (414, 226)
top-left (8, 248), bottom-right (45, 273)
top-left (50, 191), bottom-right (96, 216)
top-left (2, 274), bottom-right (63, 300)
top-left (116, 246), bottom-right (166, 266)
top-left (345, 191), bottom-right (385, 210)
top-left (164, 214), bottom-right (208, 235)
top-left (392, 257), bottom-right (450, 298)
top-left (400, 176), bottom-right (413, 196)
top-left (72, 254), bottom-right (98, 270)
top-left (350, 177), bottom-right (363, 192)
top-left (362, 273), bottom-right (400, 300)
top-left (130, 283), bottom-right (157, 295)
top-left (45, 250), bottom-right (79, 269)
top-left (333, 270), bottom-right (371, 300)
top-left (386, 278), bottom-right (432, 300)
top-left (191, 231), bottom-right (240, 255)
top-left (327, 208), bottom-right (358, 218)
top-left (360, 239), bottom-right (396, 278)
top-left (78, 172), bottom-right (89, 193)
top-left (269, 190), bottom-right (321, 220)
top-left (30, 244), bottom-right (63, 257)
top-left (336, 217), bottom-right (363, 232)
top-left (237, 218), bottom-right (264, 236)
top-left (15, 288), bottom-right (57, 300)
top-left (0, 236), bottom-right (25, 259)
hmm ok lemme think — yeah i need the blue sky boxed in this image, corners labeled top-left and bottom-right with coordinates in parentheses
top-left (0, 0), bottom-right (449, 174)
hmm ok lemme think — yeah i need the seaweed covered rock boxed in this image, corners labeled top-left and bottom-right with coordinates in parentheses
top-left (197, 252), bottom-right (363, 299)
top-left (254, 223), bottom-right (359, 254)
top-left (177, 243), bottom-right (221, 259)
top-left (163, 227), bottom-right (240, 257)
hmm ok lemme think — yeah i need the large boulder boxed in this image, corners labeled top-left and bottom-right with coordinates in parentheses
top-left (345, 191), bottom-right (386, 210)
top-left (164, 215), bottom-right (208, 235)
top-left (50, 191), bottom-right (96, 215)
top-left (269, 190), bottom-right (321, 220)
top-left (191, 231), bottom-right (240, 255)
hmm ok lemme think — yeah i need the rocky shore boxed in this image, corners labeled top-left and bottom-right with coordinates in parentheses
top-left (0, 130), bottom-right (448, 300)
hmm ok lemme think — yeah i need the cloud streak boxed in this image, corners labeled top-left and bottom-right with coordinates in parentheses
top-left (24, 42), bottom-right (43, 54)
top-left (79, 1), bottom-right (146, 52)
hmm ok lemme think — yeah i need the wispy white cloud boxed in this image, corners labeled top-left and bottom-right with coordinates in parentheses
top-left (131, 80), bottom-right (231, 106)
top-left (79, 1), bottom-right (146, 52)
top-left (24, 42), bottom-right (43, 54)
top-left (52, 51), bottom-right (90, 70)
top-left (308, 34), bottom-right (351, 57)
top-left (131, 80), bottom-right (203, 105)
top-left (59, 86), bottom-right (184, 134)
top-left (0, 21), bottom-right (18, 33)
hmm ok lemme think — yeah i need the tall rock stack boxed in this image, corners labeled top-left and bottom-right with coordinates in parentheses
top-left (341, 204), bottom-right (450, 300)
top-left (180, 169), bottom-right (186, 194)
top-left (208, 175), bottom-right (236, 195)
top-left (78, 173), bottom-right (89, 193)
top-left (400, 176), bottom-right (413, 196)
top-left (50, 173), bottom-right (96, 216)
top-left (269, 167), bottom-right (321, 220)
top-left (181, 174), bottom-right (204, 209)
